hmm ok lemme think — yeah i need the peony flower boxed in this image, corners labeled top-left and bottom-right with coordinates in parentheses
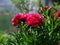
top-left (12, 13), bottom-right (25, 27)
top-left (44, 6), bottom-right (49, 10)
top-left (51, 14), bottom-right (57, 18)
top-left (25, 13), bottom-right (43, 27)
top-left (12, 17), bottom-right (17, 26)
top-left (39, 7), bottom-right (43, 13)
top-left (52, 9), bottom-right (60, 19)
top-left (12, 21), bottom-right (17, 26)
top-left (58, 42), bottom-right (60, 45)
top-left (57, 9), bottom-right (60, 18)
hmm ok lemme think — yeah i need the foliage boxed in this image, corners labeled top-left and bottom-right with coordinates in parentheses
top-left (11, 0), bottom-right (29, 13)
top-left (53, 2), bottom-right (60, 9)
top-left (0, 33), bottom-right (8, 45)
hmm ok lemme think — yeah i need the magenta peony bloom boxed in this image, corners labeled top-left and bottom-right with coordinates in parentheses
top-left (51, 14), bottom-right (56, 18)
top-left (39, 8), bottom-right (43, 13)
top-left (51, 9), bottom-right (60, 19)
top-left (44, 6), bottom-right (49, 10)
top-left (58, 42), bottom-right (60, 45)
top-left (12, 17), bottom-right (17, 26)
top-left (52, 9), bottom-right (60, 18)
top-left (25, 13), bottom-right (43, 27)
top-left (57, 9), bottom-right (60, 18)
top-left (12, 13), bottom-right (25, 27)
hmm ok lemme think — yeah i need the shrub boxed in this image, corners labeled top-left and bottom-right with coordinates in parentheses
top-left (0, 0), bottom-right (60, 45)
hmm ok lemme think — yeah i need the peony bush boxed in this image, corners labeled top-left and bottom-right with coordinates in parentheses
top-left (10, 5), bottom-right (60, 45)
top-left (0, 1), bottom-right (60, 45)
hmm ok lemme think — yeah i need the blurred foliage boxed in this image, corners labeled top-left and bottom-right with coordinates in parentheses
top-left (11, 0), bottom-right (40, 13)
top-left (53, 2), bottom-right (60, 9)
top-left (11, 0), bottom-right (29, 13)
top-left (53, 0), bottom-right (60, 2)
top-left (0, 33), bottom-right (8, 45)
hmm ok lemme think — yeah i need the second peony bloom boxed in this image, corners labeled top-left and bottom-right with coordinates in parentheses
top-left (25, 13), bottom-right (43, 27)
